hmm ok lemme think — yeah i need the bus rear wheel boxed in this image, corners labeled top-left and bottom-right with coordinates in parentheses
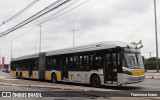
top-left (91, 74), bottom-right (101, 88)
top-left (51, 73), bottom-right (57, 83)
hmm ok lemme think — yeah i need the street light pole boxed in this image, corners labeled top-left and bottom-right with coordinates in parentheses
top-left (19, 49), bottom-right (20, 57)
top-left (73, 29), bottom-right (75, 47)
top-left (154, 0), bottom-right (159, 72)
top-left (11, 42), bottom-right (12, 60)
top-left (39, 25), bottom-right (41, 53)
top-left (149, 52), bottom-right (153, 58)
top-left (0, 49), bottom-right (1, 65)
top-left (35, 43), bottom-right (36, 53)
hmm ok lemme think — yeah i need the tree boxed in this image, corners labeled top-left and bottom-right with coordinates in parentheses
top-left (144, 57), bottom-right (160, 70)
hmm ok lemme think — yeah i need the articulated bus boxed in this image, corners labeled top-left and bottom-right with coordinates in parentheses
top-left (10, 41), bottom-right (145, 87)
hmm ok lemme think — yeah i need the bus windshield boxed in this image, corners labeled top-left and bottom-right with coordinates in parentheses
top-left (124, 53), bottom-right (144, 69)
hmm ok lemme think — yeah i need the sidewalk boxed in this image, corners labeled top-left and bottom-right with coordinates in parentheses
top-left (145, 72), bottom-right (160, 79)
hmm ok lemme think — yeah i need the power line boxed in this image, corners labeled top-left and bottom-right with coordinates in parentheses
top-left (0, 26), bottom-right (37, 46)
top-left (11, 26), bottom-right (38, 41)
top-left (21, 0), bottom-right (83, 28)
top-left (39, 0), bottom-right (90, 25)
top-left (0, 0), bottom-right (39, 27)
top-left (10, 0), bottom-right (89, 42)
top-left (0, 0), bottom-right (72, 38)
top-left (0, 0), bottom-right (90, 45)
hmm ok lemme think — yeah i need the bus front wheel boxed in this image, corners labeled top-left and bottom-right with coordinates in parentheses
top-left (91, 74), bottom-right (101, 88)
top-left (51, 73), bottom-right (57, 83)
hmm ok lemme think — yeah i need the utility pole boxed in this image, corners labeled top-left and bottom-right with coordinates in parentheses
top-left (19, 49), bottom-right (20, 57)
top-left (35, 43), bottom-right (36, 53)
top-left (73, 29), bottom-right (75, 47)
top-left (0, 49), bottom-right (1, 65)
top-left (141, 51), bottom-right (153, 58)
top-left (149, 52), bottom-right (153, 58)
top-left (11, 42), bottom-right (12, 60)
top-left (154, 0), bottom-right (159, 72)
top-left (39, 25), bottom-right (41, 53)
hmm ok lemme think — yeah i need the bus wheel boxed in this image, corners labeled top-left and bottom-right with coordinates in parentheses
top-left (51, 73), bottom-right (57, 83)
top-left (91, 74), bottom-right (101, 88)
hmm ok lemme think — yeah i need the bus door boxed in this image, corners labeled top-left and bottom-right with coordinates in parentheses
top-left (61, 56), bottom-right (69, 81)
top-left (29, 60), bottom-right (33, 77)
top-left (105, 50), bottom-right (118, 84)
top-left (39, 53), bottom-right (46, 80)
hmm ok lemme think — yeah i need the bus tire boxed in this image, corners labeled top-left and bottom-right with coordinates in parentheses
top-left (91, 74), bottom-right (101, 88)
top-left (51, 73), bottom-right (57, 83)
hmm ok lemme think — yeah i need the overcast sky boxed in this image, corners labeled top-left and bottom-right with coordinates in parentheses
top-left (0, 0), bottom-right (160, 63)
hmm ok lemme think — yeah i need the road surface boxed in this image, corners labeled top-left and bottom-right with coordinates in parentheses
top-left (0, 70), bottom-right (160, 100)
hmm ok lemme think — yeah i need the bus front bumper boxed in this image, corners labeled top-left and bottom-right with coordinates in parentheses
top-left (129, 75), bottom-right (145, 82)
top-left (117, 73), bottom-right (145, 85)
top-left (124, 75), bottom-right (145, 84)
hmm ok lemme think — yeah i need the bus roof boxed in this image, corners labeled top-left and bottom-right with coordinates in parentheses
top-left (11, 41), bottom-right (135, 61)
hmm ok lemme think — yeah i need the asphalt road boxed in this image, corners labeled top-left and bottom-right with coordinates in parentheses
top-left (0, 70), bottom-right (160, 100)
top-left (0, 83), bottom-right (159, 100)
top-left (101, 79), bottom-right (160, 91)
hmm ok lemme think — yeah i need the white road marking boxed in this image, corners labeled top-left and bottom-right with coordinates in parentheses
top-left (5, 79), bottom-right (19, 80)
top-left (136, 86), bottom-right (160, 89)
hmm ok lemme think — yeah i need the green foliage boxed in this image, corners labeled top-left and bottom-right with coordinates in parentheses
top-left (144, 57), bottom-right (160, 70)
top-left (147, 57), bottom-right (157, 61)
top-left (144, 61), bottom-right (156, 70)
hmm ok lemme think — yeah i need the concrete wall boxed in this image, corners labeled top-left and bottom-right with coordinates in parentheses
top-left (145, 72), bottom-right (160, 79)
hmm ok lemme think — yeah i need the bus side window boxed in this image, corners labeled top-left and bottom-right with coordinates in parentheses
top-left (56, 57), bottom-right (61, 71)
top-left (79, 55), bottom-right (83, 70)
top-left (94, 52), bottom-right (103, 69)
top-left (53, 58), bottom-right (56, 69)
top-left (46, 57), bottom-right (51, 71)
top-left (69, 56), bottom-right (74, 70)
top-left (34, 58), bottom-right (38, 70)
top-left (83, 54), bottom-right (90, 70)
top-left (11, 61), bottom-right (16, 71)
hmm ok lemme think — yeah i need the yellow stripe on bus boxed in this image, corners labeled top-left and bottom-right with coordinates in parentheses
top-left (45, 72), bottom-right (51, 80)
top-left (22, 72), bottom-right (29, 77)
top-left (10, 71), bottom-right (16, 77)
top-left (131, 70), bottom-right (145, 76)
top-left (68, 74), bottom-right (72, 80)
top-left (56, 73), bottom-right (61, 79)
top-left (45, 72), bottom-right (61, 80)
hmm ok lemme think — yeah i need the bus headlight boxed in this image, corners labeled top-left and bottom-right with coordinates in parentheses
top-left (123, 70), bottom-right (132, 75)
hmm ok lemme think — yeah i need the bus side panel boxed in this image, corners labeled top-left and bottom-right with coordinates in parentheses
top-left (39, 53), bottom-right (46, 80)
top-left (10, 71), bottom-right (16, 77)
top-left (45, 71), bottom-right (52, 80)
top-left (22, 71), bottom-right (29, 78)
top-left (68, 70), bottom-right (104, 84)
top-left (32, 71), bottom-right (39, 79)
top-left (68, 71), bottom-right (88, 83)
top-left (56, 72), bottom-right (61, 81)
